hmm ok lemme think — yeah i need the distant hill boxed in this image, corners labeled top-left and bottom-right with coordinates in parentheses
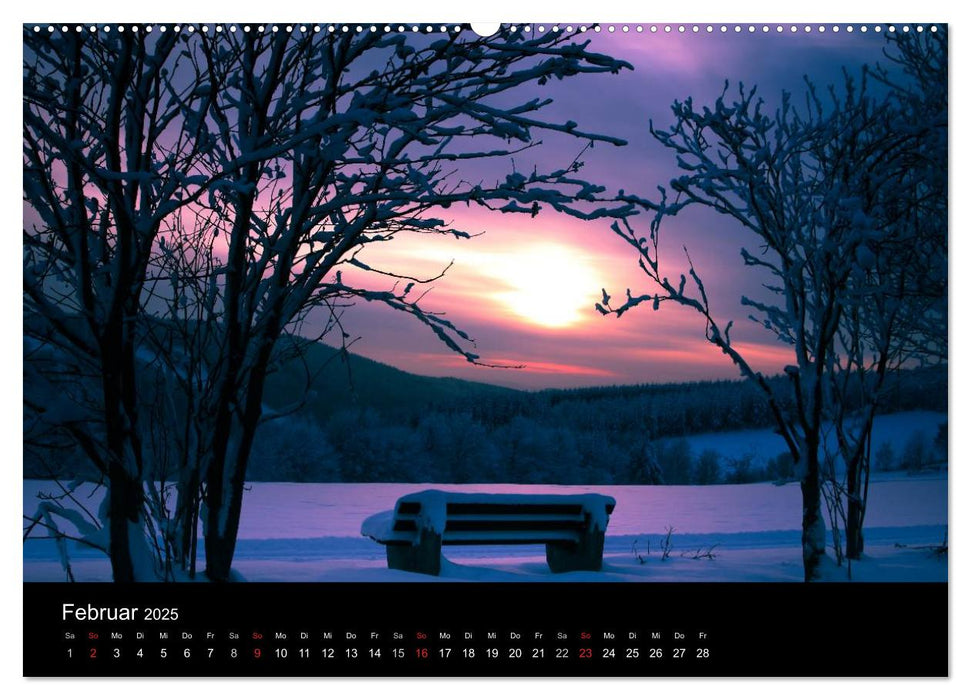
top-left (261, 337), bottom-right (521, 421)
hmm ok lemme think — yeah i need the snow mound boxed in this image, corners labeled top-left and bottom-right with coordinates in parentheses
top-left (360, 510), bottom-right (397, 541)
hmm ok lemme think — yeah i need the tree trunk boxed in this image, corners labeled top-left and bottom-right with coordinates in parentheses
top-left (800, 448), bottom-right (826, 581)
top-left (845, 448), bottom-right (861, 559)
top-left (845, 498), bottom-right (864, 560)
top-left (845, 424), bottom-right (873, 560)
top-left (175, 472), bottom-right (200, 575)
top-left (102, 355), bottom-right (142, 582)
top-left (203, 321), bottom-right (277, 581)
top-left (204, 438), bottom-right (256, 581)
top-left (107, 468), bottom-right (138, 582)
top-left (204, 409), bottom-right (260, 582)
top-left (204, 462), bottom-right (247, 582)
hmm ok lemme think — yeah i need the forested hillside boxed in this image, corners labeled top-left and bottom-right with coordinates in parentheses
top-left (25, 324), bottom-right (944, 485)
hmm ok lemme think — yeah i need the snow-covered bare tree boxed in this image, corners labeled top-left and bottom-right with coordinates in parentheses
top-left (24, 26), bottom-right (634, 581)
top-left (830, 27), bottom-right (947, 560)
top-left (599, 31), bottom-right (946, 581)
top-left (23, 28), bottom-right (226, 581)
top-left (175, 28), bottom-right (634, 581)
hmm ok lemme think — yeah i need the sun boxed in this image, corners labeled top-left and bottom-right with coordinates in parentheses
top-left (492, 245), bottom-right (601, 329)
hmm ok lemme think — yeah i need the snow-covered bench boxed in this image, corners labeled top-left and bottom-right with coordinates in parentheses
top-left (361, 490), bottom-right (616, 576)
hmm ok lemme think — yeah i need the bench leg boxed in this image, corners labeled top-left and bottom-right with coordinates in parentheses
top-left (386, 529), bottom-right (442, 576)
top-left (546, 529), bottom-right (606, 573)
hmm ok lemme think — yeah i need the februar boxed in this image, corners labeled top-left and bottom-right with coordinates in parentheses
top-left (62, 603), bottom-right (139, 621)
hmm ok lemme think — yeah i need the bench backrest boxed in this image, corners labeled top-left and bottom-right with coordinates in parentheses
top-left (388, 490), bottom-right (615, 545)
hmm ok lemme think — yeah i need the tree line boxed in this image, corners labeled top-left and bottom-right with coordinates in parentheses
top-left (28, 350), bottom-right (945, 486)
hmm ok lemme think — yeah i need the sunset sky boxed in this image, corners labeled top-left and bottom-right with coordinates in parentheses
top-left (329, 28), bottom-right (896, 389)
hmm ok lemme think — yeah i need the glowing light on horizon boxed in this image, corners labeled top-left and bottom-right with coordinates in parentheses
top-left (490, 244), bottom-right (601, 329)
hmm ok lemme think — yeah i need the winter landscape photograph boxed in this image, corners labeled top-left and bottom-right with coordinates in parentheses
top-left (23, 23), bottom-right (947, 587)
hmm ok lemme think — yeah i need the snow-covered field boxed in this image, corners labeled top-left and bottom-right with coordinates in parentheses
top-left (676, 410), bottom-right (947, 478)
top-left (23, 475), bottom-right (947, 583)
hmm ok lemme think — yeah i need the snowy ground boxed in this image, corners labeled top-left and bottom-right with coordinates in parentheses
top-left (24, 476), bottom-right (947, 583)
top-left (677, 410), bottom-right (946, 478)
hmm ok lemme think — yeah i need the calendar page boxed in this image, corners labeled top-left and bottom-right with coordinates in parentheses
top-left (22, 21), bottom-right (947, 677)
